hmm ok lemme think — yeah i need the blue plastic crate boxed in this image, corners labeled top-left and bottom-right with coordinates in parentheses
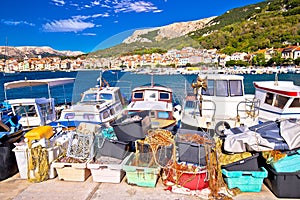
top-left (270, 149), bottom-right (300, 172)
top-left (222, 167), bottom-right (268, 192)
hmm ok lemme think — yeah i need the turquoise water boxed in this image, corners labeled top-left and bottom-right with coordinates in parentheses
top-left (1, 71), bottom-right (300, 105)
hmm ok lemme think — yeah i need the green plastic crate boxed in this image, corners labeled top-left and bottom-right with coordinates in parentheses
top-left (270, 149), bottom-right (300, 172)
top-left (222, 167), bottom-right (268, 192)
top-left (123, 153), bottom-right (161, 187)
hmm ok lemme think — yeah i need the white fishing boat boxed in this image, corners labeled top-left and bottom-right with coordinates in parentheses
top-left (180, 74), bottom-right (260, 135)
top-left (4, 78), bottom-right (75, 129)
top-left (124, 83), bottom-right (180, 130)
top-left (54, 85), bottom-right (126, 127)
top-left (253, 75), bottom-right (300, 122)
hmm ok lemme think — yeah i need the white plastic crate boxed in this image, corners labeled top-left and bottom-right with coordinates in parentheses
top-left (87, 154), bottom-right (131, 183)
top-left (52, 160), bottom-right (90, 182)
top-left (13, 145), bottom-right (64, 179)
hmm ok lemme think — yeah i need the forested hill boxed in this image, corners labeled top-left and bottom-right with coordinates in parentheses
top-left (190, 0), bottom-right (300, 54)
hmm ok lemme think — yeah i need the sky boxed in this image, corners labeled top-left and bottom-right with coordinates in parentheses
top-left (0, 0), bottom-right (264, 53)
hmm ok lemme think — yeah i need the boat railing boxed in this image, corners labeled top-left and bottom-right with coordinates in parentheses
top-left (236, 98), bottom-right (260, 121)
top-left (199, 99), bottom-right (217, 120)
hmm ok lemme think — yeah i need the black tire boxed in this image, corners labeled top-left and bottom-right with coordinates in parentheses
top-left (215, 121), bottom-right (231, 136)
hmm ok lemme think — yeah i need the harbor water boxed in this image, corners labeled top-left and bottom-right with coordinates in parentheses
top-left (1, 70), bottom-right (300, 106)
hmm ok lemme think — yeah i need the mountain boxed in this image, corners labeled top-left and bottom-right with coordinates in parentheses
top-left (0, 46), bottom-right (84, 59)
top-left (91, 0), bottom-right (299, 57)
top-left (122, 17), bottom-right (215, 44)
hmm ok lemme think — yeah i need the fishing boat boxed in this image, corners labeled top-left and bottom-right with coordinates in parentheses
top-left (124, 83), bottom-right (180, 130)
top-left (0, 114), bottom-right (23, 145)
top-left (180, 74), bottom-right (260, 136)
top-left (253, 74), bottom-right (300, 122)
top-left (53, 78), bottom-right (127, 127)
top-left (4, 78), bottom-right (75, 129)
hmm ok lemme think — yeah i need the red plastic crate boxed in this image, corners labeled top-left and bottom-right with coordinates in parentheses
top-left (163, 164), bottom-right (209, 190)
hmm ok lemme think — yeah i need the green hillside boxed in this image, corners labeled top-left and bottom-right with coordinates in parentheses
top-left (91, 0), bottom-right (300, 57)
top-left (191, 0), bottom-right (300, 54)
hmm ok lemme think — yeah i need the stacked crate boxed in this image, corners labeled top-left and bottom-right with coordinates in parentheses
top-left (87, 126), bottom-right (131, 183)
top-left (53, 122), bottom-right (98, 182)
top-left (161, 129), bottom-right (213, 191)
top-left (263, 149), bottom-right (300, 198)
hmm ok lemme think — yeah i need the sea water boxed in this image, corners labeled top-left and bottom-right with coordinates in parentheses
top-left (1, 70), bottom-right (300, 105)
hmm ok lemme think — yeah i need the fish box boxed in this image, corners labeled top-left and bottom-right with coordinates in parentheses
top-left (87, 154), bottom-right (131, 183)
top-left (162, 163), bottom-right (209, 190)
top-left (264, 164), bottom-right (300, 198)
top-left (176, 129), bottom-right (212, 166)
top-left (123, 153), bottom-right (160, 187)
top-left (111, 115), bottom-right (151, 142)
top-left (12, 144), bottom-right (63, 179)
top-left (270, 149), bottom-right (300, 172)
top-left (52, 160), bottom-right (90, 182)
top-left (93, 135), bottom-right (130, 160)
top-left (222, 167), bottom-right (268, 192)
top-left (221, 153), bottom-right (260, 171)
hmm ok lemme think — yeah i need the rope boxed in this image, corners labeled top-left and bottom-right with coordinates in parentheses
top-left (27, 145), bottom-right (49, 183)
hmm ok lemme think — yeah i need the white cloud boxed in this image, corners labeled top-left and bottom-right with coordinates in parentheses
top-left (72, 13), bottom-right (110, 20)
top-left (2, 20), bottom-right (35, 26)
top-left (42, 19), bottom-right (94, 33)
top-left (51, 0), bottom-right (65, 6)
top-left (82, 33), bottom-right (97, 36)
top-left (114, 1), bottom-right (159, 13)
top-left (91, 1), bottom-right (100, 6)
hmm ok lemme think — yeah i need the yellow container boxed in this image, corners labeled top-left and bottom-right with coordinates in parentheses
top-left (25, 126), bottom-right (54, 140)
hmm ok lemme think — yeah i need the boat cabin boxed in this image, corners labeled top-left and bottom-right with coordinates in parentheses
top-left (56, 87), bottom-right (125, 127)
top-left (4, 78), bottom-right (75, 128)
top-left (131, 85), bottom-right (173, 103)
top-left (8, 98), bottom-right (56, 128)
top-left (254, 81), bottom-right (300, 122)
top-left (181, 74), bottom-right (259, 132)
top-left (126, 85), bottom-right (177, 129)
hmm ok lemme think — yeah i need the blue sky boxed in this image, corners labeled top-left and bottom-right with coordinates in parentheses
top-left (0, 0), bottom-right (264, 53)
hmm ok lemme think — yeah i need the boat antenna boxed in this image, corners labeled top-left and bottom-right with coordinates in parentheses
top-left (151, 73), bottom-right (154, 87)
top-left (274, 72), bottom-right (278, 86)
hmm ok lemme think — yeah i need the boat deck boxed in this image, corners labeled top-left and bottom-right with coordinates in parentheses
top-left (0, 172), bottom-right (286, 200)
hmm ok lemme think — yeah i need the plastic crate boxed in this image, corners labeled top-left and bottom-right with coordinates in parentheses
top-left (221, 153), bottom-right (260, 171)
top-left (93, 135), bottom-right (130, 160)
top-left (270, 149), bottom-right (300, 172)
top-left (52, 160), bottom-right (90, 182)
top-left (67, 132), bottom-right (94, 160)
top-left (123, 153), bottom-right (160, 187)
top-left (162, 164), bottom-right (209, 190)
top-left (176, 129), bottom-right (212, 166)
top-left (222, 167), bottom-right (268, 192)
top-left (264, 164), bottom-right (300, 198)
top-left (136, 139), bottom-right (174, 167)
top-left (87, 154), bottom-right (132, 183)
top-left (12, 145), bottom-right (63, 179)
top-left (111, 115), bottom-right (151, 142)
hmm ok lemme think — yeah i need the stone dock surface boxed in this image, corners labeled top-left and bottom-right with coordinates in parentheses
top-left (0, 173), bottom-right (296, 200)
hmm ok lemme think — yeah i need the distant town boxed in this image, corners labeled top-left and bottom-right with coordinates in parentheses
top-left (1, 45), bottom-right (299, 74)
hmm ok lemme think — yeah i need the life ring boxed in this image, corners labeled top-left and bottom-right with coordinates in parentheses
top-left (215, 121), bottom-right (231, 136)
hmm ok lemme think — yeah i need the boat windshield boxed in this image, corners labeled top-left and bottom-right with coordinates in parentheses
top-left (99, 93), bottom-right (113, 101)
top-left (82, 93), bottom-right (97, 102)
top-left (82, 93), bottom-right (113, 102)
top-left (13, 105), bottom-right (37, 117)
top-left (290, 98), bottom-right (300, 108)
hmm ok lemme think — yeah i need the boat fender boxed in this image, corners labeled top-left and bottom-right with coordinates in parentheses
top-left (215, 121), bottom-right (231, 136)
